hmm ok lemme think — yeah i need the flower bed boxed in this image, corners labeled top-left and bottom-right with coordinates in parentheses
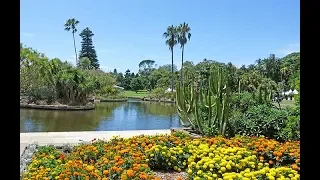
top-left (21, 132), bottom-right (300, 180)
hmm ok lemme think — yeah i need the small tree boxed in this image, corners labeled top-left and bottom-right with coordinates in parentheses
top-left (130, 77), bottom-right (143, 93)
top-left (79, 57), bottom-right (91, 70)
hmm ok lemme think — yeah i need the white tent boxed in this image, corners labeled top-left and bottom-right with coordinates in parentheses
top-left (113, 85), bottom-right (124, 90)
top-left (292, 89), bottom-right (299, 95)
top-left (165, 88), bottom-right (176, 93)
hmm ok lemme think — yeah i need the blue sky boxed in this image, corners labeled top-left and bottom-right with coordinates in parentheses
top-left (21, 0), bottom-right (300, 73)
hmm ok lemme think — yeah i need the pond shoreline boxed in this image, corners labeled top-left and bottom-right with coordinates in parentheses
top-left (20, 103), bottom-right (95, 111)
top-left (142, 97), bottom-right (175, 103)
top-left (98, 98), bottom-right (128, 102)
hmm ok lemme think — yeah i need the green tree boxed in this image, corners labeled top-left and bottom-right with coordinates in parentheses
top-left (79, 27), bottom-right (99, 69)
top-left (138, 60), bottom-right (155, 76)
top-left (64, 18), bottom-right (80, 65)
top-left (113, 68), bottom-right (118, 76)
top-left (163, 25), bottom-right (178, 92)
top-left (123, 69), bottom-right (132, 90)
top-left (138, 59), bottom-right (156, 91)
top-left (79, 57), bottom-right (91, 70)
top-left (177, 22), bottom-right (191, 84)
top-left (130, 77), bottom-right (143, 93)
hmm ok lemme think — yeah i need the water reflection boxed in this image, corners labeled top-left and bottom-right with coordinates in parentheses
top-left (20, 100), bottom-right (181, 132)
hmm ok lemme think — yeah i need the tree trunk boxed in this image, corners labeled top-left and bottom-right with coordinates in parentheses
top-left (171, 48), bottom-right (174, 92)
top-left (180, 46), bottom-right (184, 85)
top-left (72, 32), bottom-right (78, 66)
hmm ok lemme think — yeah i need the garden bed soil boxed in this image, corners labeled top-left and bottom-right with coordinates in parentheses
top-left (20, 102), bottom-right (95, 111)
top-left (171, 127), bottom-right (203, 138)
top-left (153, 170), bottom-right (187, 180)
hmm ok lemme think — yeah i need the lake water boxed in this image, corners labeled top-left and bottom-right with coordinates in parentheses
top-left (20, 99), bottom-right (181, 132)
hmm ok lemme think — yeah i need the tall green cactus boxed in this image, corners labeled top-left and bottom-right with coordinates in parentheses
top-left (176, 68), bottom-right (231, 136)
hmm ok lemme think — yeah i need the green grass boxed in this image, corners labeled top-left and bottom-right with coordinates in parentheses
top-left (123, 90), bottom-right (152, 98)
top-left (273, 100), bottom-right (296, 108)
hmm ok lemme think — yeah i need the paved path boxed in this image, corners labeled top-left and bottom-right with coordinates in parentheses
top-left (20, 130), bottom-right (171, 156)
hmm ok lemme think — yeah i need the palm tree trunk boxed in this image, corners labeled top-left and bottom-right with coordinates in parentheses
top-left (180, 46), bottom-right (184, 85)
top-left (171, 48), bottom-right (174, 92)
top-left (72, 32), bottom-right (78, 66)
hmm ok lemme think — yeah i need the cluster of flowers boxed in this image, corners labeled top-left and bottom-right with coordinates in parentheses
top-left (22, 132), bottom-right (300, 180)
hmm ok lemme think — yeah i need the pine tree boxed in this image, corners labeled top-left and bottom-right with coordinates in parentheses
top-left (79, 27), bottom-right (99, 69)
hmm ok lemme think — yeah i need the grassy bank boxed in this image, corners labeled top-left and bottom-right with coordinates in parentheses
top-left (124, 90), bottom-right (152, 98)
top-left (273, 100), bottom-right (296, 108)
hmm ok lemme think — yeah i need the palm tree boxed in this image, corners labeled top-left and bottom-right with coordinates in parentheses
top-left (163, 25), bottom-right (178, 92)
top-left (79, 57), bottom-right (91, 70)
top-left (177, 22), bottom-right (191, 84)
top-left (64, 18), bottom-right (80, 65)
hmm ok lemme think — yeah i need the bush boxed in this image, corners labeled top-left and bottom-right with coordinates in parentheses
top-left (276, 106), bottom-right (300, 141)
top-left (151, 87), bottom-right (165, 99)
top-left (26, 86), bottom-right (57, 104)
top-left (230, 92), bottom-right (269, 113)
top-left (164, 91), bottom-right (175, 101)
top-left (97, 93), bottom-right (127, 100)
top-left (228, 104), bottom-right (289, 140)
top-left (99, 86), bottom-right (120, 96)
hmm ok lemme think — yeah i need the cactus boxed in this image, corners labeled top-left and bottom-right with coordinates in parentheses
top-left (176, 68), bottom-right (231, 136)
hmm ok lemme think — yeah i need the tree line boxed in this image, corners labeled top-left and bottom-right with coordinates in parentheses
top-left (113, 52), bottom-right (300, 101)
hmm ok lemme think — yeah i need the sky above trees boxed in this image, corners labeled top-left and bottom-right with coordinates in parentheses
top-left (20, 0), bottom-right (300, 73)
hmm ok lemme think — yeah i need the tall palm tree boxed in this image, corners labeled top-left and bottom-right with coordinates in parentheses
top-left (177, 22), bottom-right (191, 84)
top-left (64, 18), bottom-right (80, 65)
top-left (163, 25), bottom-right (178, 92)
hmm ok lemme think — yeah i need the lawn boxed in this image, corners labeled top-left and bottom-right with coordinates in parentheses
top-left (273, 100), bottom-right (296, 108)
top-left (21, 132), bottom-right (300, 180)
top-left (124, 90), bottom-right (152, 98)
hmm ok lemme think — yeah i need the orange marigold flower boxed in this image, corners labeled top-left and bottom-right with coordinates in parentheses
top-left (140, 172), bottom-right (147, 179)
top-left (292, 163), bottom-right (299, 170)
top-left (269, 160), bottom-right (273, 164)
top-left (121, 174), bottom-right (127, 180)
top-left (127, 170), bottom-right (134, 177)
top-left (103, 170), bottom-right (109, 176)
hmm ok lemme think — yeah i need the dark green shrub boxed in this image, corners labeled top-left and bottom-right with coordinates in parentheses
top-left (275, 106), bottom-right (300, 141)
top-left (165, 91), bottom-right (175, 101)
top-left (151, 87), bottom-right (165, 99)
top-left (26, 86), bottom-right (57, 104)
top-left (228, 104), bottom-right (288, 140)
top-left (231, 92), bottom-right (259, 113)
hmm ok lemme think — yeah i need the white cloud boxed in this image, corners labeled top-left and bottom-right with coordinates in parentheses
top-left (21, 32), bottom-right (35, 37)
top-left (277, 42), bottom-right (300, 57)
top-left (100, 65), bottom-right (110, 72)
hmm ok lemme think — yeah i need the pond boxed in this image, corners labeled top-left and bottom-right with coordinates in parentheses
top-left (20, 99), bottom-right (182, 132)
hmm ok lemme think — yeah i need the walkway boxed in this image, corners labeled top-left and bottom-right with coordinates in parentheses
top-left (20, 130), bottom-right (171, 156)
